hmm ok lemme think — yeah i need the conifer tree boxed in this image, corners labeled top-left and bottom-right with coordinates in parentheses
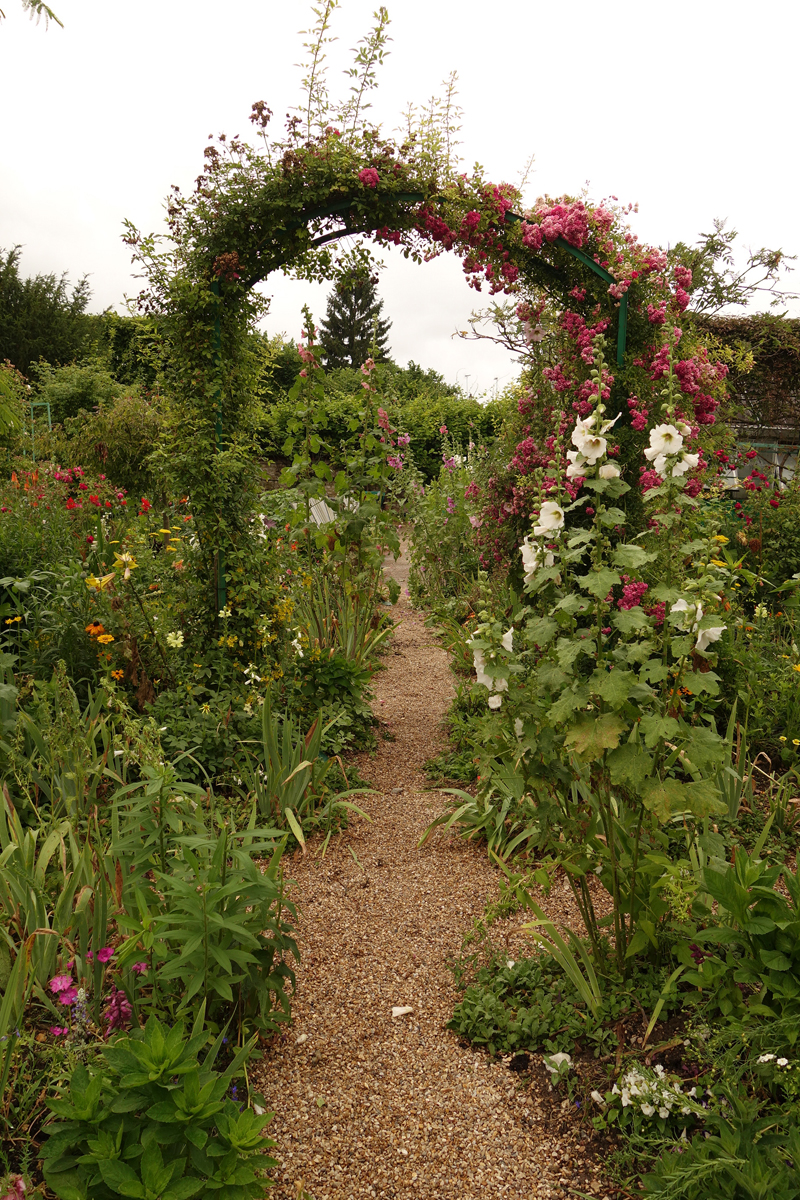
top-left (319, 261), bottom-right (392, 369)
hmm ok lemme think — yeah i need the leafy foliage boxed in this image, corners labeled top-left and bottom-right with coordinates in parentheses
top-left (41, 1015), bottom-right (276, 1200)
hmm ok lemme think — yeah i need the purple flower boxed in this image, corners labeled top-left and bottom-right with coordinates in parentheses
top-left (49, 974), bottom-right (73, 995)
top-left (96, 947), bottom-right (115, 964)
top-left (103, 987), bottom-right (132, 1036)
top-left (132, 961), bottom-right (149, 975)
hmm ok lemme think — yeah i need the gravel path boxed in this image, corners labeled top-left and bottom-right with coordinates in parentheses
top-left (255, 597), bottom-right (608, 1200)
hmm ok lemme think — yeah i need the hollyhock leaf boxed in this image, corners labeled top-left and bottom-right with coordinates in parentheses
top-left (607, 744), bottom-right (655, 788)
top-left (683, 780), bottom-right (726, 819)
top-left (681, 670), bottom-right (721, 697)
top-left (597, 507), bottom-right (627, 527)
top-left (548, 686), bottom-right (592, 725)
top-left (577, 568), bottom-right (621, 598)
top-left (563, 712), bottom-right (625, 761)
top-left (639, 713), bottom-right (680, 747)
top-left (641, 777), bottom-right (688, 822)
top-left (613, 545), bottom-right (658, 570)
top-left (525, 617), bottom-right (559, 647)
top-left (592, 669), bottom-right (636, 707)
top-left (613, 608), bottom-right (649, 634)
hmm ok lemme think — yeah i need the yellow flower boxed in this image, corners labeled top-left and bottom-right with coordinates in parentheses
top-left (201, 703), bottom-right (211, 714)
top-left (97, 633), bottom-right (115, 645)
top-left (710, 560), bottom-right (728, 568)
top-left (713, 535), bottom-right (729, 544)
top-left (158, 528), bottom-right (171, 534)
top-left (4, 616), bottom-right (22, 624)
top-left (113, 552), bottom-right (138, 581)
top-left (111, 669), bottom-right (124, 680)
top-left (793, 665), bottom-right (800, 675)
top-left (780, 736), bottom-right (787, 742)
top-left (793, 739), bottom-right (800, 747)
top-left (86, 572), bottom-right (116, 592)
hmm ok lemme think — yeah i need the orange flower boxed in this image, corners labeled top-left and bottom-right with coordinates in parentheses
top-left (85, 622), bottom-right (105, 637)
top-left (111, 669), bottom-right (124, 680)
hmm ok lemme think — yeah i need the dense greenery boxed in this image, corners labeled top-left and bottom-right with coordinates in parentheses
top-left (318, 249), bottom-right (392, 367)
top-left (0, 246), bottom-right (92, 375)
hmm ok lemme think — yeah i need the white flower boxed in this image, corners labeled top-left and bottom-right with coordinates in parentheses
top-left (520, 537), bottom-right (554, 582)
top-left (645, 424), bottom-right (684, 461)
top-left (506, 959), bottom-right (515, 969)
top-left (671, 598), bottom-right (703, 633)
top-left (571, 415), bottom-right (596, 450)
top-left (502, 628), bottom-right (514, 653)
top-left (514, 718), bottom-right (524, 738)
top-left (166, 631), bottom-right (184, 649)
top-left (488, 694), bottom-right (503, 710)
top-left (777, 1057), bottom-right (789, 1067)
top-left (534, 500), bottom-right (565, 536)
top-left (695, 624), bottom-right (726, 653)
top-left (590, 1090), bottom-right (606, 1107)
top-left (566, 450), bottom-right (587, 479)
top-left (680, 452), bottom-right (700, 472)
top-left (598, 463), bottom-right (621, 479)
top-left (542, 1052), bottom-right (572, 1075)
top-left (580, 433), bottom-right (608, 464)
top-left (219, 606), bottom-right (231, 619)
top-left (640, 1102), bottom-right (655, 1117)
top-left (292, 637), bottom-right (304, 658)
top-left (658, 1107), bottom-right (670, 1119)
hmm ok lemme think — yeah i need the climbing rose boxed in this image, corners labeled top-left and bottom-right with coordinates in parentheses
top-left (358, 168), bottom-right (379, 188)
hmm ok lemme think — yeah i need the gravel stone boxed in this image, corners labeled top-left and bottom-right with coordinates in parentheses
top-left (254, 596), bottom-right (609, 1198)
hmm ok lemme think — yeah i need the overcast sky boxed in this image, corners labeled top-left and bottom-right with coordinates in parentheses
top-left (1, 0), bottom-right (798, 396)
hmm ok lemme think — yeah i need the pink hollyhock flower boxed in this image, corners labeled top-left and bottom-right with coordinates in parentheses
top-left (49, 974), bottom-right (73, 995)
top-left (358, 167), bottom-right (379, 188)
top-left (439, 425), bottom-right (448, 434)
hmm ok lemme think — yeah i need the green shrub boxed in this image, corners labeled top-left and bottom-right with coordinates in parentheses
top-left (41, 1014), bottom-right (276, 1200)
top-left (30, 360), bottom-right (124, 427)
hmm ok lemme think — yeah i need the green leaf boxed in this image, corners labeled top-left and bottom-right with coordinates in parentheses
top-left (591, 668), bottom-right (636, 708)
top-left (576, 568), bottom-right (621, 599)
top-left (612, 545), bottom-right (658, 570)
top-left (760, 949), bottom-right (793, 972)
top-left (639, 713), bottom-right (680, 748)
top-left (525, 617), bottom-right (559, 647)
top-left (682, 670), bottom-right (721, 697)
top-left (98, 1160), bottom-right (145, 1198)
top-left (563, 713), bottom-right (625, 761)
top-left (640, 777), bottom-right (689, 822)
top-left (547, 686), bottom-right (590, 725)
top-left (607, 743), bottom-right (655, 789)
top-left (613, 608), bottom-right (649, 634)
top-left (163, 1181), bottom-right (204, 1200)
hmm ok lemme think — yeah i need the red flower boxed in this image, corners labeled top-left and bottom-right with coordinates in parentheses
top-left (89, 494), bottom-right (101, 506)
top-left (769, 498), bottom-right (780, 508)
top-left (66, 497), bottom-right (77, 510)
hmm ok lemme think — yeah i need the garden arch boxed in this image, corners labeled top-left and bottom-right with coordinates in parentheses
top-left (138, 166), bottom-right (645, 618)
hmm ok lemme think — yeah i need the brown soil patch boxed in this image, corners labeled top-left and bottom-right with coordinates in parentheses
top-left (254, 597), bottom-right (612, 1200)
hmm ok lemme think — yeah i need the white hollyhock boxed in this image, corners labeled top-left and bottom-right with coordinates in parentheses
top-left (566, 449), bottom-right (587, 479)
top-left (598, 463), bottom-right (621, 479)
top-left (645, 424), bottom-right (684, 461)
top-left (671, 598), bottom-right (703, 633)
top-left (533, 500), bottom-right (565, 536)
top-left (695, 624), bottom-right (726, 653)
top-left (520, 537), bottom-right (554, 581)
top-left (472, 646), bottom-right (508, 693)
top-left (501, 628), bottom-right (514, 652)
top-left (488, 694), bottom-right (503, 710)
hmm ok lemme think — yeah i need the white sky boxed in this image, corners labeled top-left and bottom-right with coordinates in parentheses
top-left (1, 0), bottom-right (798, 397)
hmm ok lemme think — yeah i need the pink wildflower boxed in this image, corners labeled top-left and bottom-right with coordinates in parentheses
top-left (132, 961), bottom-right (149, 975)
top-left (49, 974), bottom-right (73, 995)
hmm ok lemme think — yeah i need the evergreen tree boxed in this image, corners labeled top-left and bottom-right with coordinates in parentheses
top-left (0, 246), bottom-right (91, 375)
top-left (319, 265), bottom-right (391, 369)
